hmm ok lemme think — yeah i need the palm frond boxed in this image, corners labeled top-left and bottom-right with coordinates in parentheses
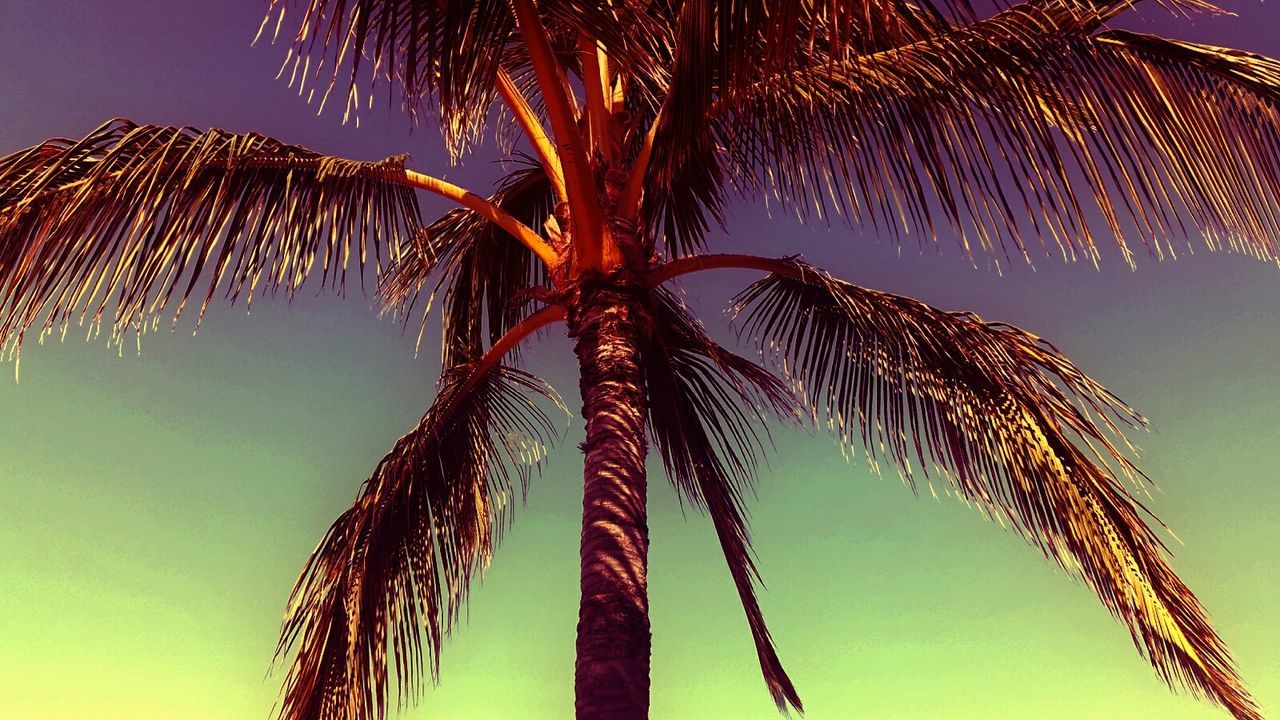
top-left (265, 0), bottom-right (520, 155)
top-left (713, 0), bottom-right (962, 73)
top-left (731, 258), bottom-right (1260, 720)
top-left (715, 0), bottom-right (1280, 267)
top-left (0, 119), bottom-right (420, 358)
top-left (379, 160), bottom-right (553, 365)
top-left (275, 361), bottom-right (566, 720)
top-left (643, 0), bottom-right (725, 256)
top-left (640, 289), bottom-right (804, 711)
top-left (640, 0), bottom-right (954, 255)
top-left (648, 0), bottom-right (962, 91)
top-left (1097, 30), bottom-right (1280, 98)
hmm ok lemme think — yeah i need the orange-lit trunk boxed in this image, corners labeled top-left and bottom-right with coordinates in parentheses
top-left (568, 281), bottom-right (650, 720)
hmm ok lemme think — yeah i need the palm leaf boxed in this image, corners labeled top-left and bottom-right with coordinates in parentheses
top-left (275, 361), bottom-right (565, 720)
top-left (714, 0), bottom-right (1280, 267)
top-left (264, 0), bottom-right (519, 155)
top-left (1097, 30), bottom-right (1280, 98)
top-left (640, 289), bottom-right (804, 711)
top-left (643, 0), bottom-right (725, 256)
top-left (0, 119), bottom-right (421, 358)
top-left (731, 258), bottom-right (1260, 720)
top-left (640, 0), bottom-right (955, 255)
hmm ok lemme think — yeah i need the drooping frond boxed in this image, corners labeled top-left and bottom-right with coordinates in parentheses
top-left (275, 362), bottom-right (565, 720)
top-left (0, 119), bottom-right (420, 358)
top-left (714, 0), bottom-right (1280, 267)
top-left (640, 289), bottom-right (803, 711)
top-left (380, 161), bottom-right (553, 365)
top-left (731, 258), bottom-right (1260, 720)
top-left (643, 0), bottom-right (725, 256)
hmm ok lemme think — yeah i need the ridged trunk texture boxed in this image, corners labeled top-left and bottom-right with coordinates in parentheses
top-left (567, 282), bottom-right (651, 720)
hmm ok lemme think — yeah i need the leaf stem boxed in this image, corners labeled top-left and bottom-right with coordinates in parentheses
top-left (578, 33), bottom-right (612, 163)
top-left (451, 304), bottom-right (567, 406)
top-left (496, 69), bottom-right (567, 203)
top-left (510, 0), bottom-right (613, 271)
top-left (646, 253), bottom-right (804, 286)
top-left (400, 169), bottom-right (558, 266)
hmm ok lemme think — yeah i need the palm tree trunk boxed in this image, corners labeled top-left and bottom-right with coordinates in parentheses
top-left (568, 281), bottom-right (651, 720)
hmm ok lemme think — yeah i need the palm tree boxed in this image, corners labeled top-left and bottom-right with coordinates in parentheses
top-left (0, 0), bottom-right (1275, 717)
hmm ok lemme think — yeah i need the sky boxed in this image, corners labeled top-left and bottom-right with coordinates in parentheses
top-left (0, 2), bottom-right (1277, 719)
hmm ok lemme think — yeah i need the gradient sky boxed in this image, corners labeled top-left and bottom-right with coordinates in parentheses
top-left (1, 2), bottom-right (1277, 719)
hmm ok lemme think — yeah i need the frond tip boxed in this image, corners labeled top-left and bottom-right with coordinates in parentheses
top-left (0, 119), bottom-right (421, 358)
top-left (274, 363), bottom-right (565, 720)
top-left (732, 259), bottom-right (1261, 720)
top-left (641, 289), bottom-right (803, 712)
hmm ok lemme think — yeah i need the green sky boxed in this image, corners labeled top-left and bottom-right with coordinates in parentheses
top-left (1, 2), bottom-right (1277, 719)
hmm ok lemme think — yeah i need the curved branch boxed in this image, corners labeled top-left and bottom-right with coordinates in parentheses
top-left (496, 69), bottom-right (567, 203)
top-left (450, 303), bottom-right (567, 407)
top-left (400, 169), bottom-right (558, 267)
top-left (196, 152), bottom-right (558, 268)
top-left (646, 253), bottom-right (805, 287)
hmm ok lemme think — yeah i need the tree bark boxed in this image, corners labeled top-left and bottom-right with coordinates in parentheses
top-left (567, 280), bottom-right (651, 720)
